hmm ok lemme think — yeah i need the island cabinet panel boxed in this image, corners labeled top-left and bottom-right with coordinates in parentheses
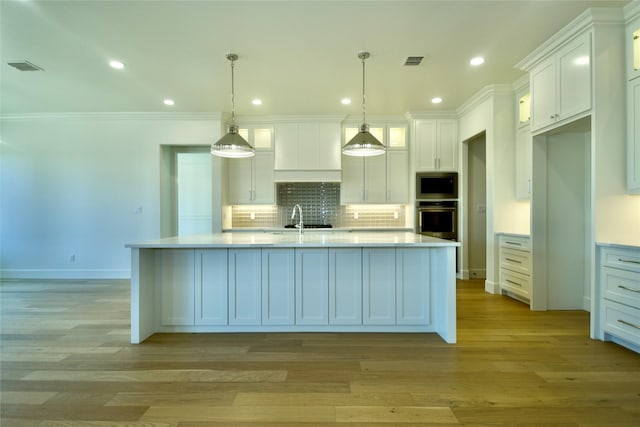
top-left (329, 248), bottom-right (363, 325)
top-left (196, 250), bottom-right (228, 325)
top-left (157, 249), bottom-right (195, 326)
top-left (228, 249), bottom-right (262, 325)
top-left (295, 248), bottom-right (329, 325)
top-left (262, 249), bottom-right (295, 325)
top-left (396, 248), bottom-right (431, 325)
top-left (363, 249), bottom-right (396, 325)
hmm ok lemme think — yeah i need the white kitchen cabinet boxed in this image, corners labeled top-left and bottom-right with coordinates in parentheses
top-left (363, 248), bottom-right (396, 325)
top-left (329, 248), bottom-right (362, 325)
top-left (597, 245), bottom-right (640, 353)
top-left (262, 249), bottom-right (295, 325)
top-left (295, 248), bottom-right (329, 325)
top-left (396, 248), bottom-right (430, 325)
top-left (626, 11), bottom-right (640, 81)
top-left (516, 124), bottom-right (532, 200)
top-left (414, 119), bottom-right (458, 171)
top-left (157, 249), bottom-right (195, 326)
top-left (530, 32), bottom-right (591, 132)
top-left (274, 121), bottom-right (341, 170)
top-left (196, 249), bottom-right (228, 325)
top-left (227, 151), bottom-right (274, 204)
top-left (498, 234), bottom-right (531, 303)
top-left (228, 249), bottom-right (262, 325)
top-left (627, 79), bottom-right (640, 192)
top-left (341, 124), bottom-right (408, 204)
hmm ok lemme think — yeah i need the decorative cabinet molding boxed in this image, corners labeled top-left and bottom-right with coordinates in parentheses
top-left (414, 119), bottom-right (458, 171)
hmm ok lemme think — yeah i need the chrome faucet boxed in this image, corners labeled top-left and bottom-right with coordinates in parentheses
top-left (291, 204), bottom-right (304, 235)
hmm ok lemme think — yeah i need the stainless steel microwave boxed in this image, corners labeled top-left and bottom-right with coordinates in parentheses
top-left (416, 172), bottom-right (458, 199)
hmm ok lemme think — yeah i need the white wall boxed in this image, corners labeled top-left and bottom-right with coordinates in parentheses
top-left (0, 113), bottom-right (221, 279)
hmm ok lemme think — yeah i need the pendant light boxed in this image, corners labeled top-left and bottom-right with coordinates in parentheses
top-left (342, 51), bottom-right (386, 157)
top-left (211, 53), bottom-right (255, 158)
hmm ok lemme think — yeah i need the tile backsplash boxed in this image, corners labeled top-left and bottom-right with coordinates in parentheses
top-left (230, 182), bottom-right (406, 229)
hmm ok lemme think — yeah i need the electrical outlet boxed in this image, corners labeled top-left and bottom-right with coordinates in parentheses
top-left (250, 212), bottom-right (256, 220)
top-left (354, 212), bottom-right (359, 220)
top-left (393, 211), bottom-right (399, 220)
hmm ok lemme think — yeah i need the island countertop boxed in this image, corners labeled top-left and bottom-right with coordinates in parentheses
top-left (126, 231), bottom-right (460, 249)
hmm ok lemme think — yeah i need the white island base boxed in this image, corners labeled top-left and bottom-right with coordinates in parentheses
top-left (127, 232), bottom-right (458, 344)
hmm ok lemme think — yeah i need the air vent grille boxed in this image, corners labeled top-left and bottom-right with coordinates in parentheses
top-left (8, 61), bottom-right (44, 71)
top-left (404, 56), bottom-right (424, 66)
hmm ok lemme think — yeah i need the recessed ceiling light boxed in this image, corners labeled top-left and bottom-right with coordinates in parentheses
top-left (163, 99), bottom-right (175, 106)
top-left (252, 99), bottom-right (263, 106)
top-left (470, 56), bottom-right (485, 66)
top-left (431, 97), bottom-right (443, 104)
top-left (341, 98), bottom-right (352, 105)
top-left (109, 60), bottom-right (125, 69)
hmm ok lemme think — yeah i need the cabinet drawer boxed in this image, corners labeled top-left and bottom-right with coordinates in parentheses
top-left (602, 266), bottom-right (640, 309)
top-left (601, 246), bottom-right (640, 273)
top-left (602, 299), bottom-right (640, 348)
top-left (500, 268), bottom-right (531, 298)
top-left (500, 248), bottom-right (531, 275)
top-left (498, 235), bottom-right (531, 251)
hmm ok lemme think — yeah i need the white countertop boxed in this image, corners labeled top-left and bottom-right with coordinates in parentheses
top-left (126, 231), bottom-right (460, 249)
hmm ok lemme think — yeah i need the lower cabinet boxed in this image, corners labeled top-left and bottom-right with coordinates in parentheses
top-left (498, 234), bottom-right (532, 303)
top-left (158, 247), bottom-right (434, 329)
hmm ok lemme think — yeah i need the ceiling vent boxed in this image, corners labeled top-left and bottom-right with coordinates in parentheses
top-left (404, 56), bottom-right (424, 66)
top-left (8, 61), bottom-right (44, 71)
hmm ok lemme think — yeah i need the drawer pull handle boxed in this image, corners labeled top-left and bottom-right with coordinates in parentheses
top-left (618, 319), bottom-right (640, 330)
top-left (618, 258), bottom-right (640, 265)
top-left (618, 285), bottom-right (640, 294)
top-left (505, 258), bottom-right (522, 264)
top-left (505, 241), bottom-right (522, 246)
top-left (505, 279), bottom-right (522, 287)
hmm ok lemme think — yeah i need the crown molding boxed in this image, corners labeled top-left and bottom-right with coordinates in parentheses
top-left (0, 112), bottom-right (223, 121)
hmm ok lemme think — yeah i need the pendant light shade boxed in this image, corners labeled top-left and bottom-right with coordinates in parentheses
top-left (211, 53), bottom-right (255, 158)
top-left (343, 52), bottom-right (385, 157)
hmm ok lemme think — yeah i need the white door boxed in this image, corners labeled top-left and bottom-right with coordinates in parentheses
top-left (177, 152), bottom-right (212, 236)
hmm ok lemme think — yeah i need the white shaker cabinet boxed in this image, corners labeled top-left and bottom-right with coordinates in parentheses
top-left (295, 248), bottom-right (329, 325)
top-left (396, 248), bottom-right (430, 325)
top-left (196, 249), bottom-right (228, 325)
top-left (627, 9), bottom-right (640, 193)
top-left (227, 151), bottom-right (274, 204)
top-left (516, 124), bottom-right (532, 200)
top-left (341, 155), bottom-right (387, 204)
top-left (386, 150), bottom-right (410, 203)
top-left (498, 234), bottom-right (532, 303)
top-left (274, 121), bottom-right (341, 171)
top-left (414, 119), bottom-right (458, 171)
top-left (329, 248), bottom-right (363, 325)
top-left (228, 249), bottom-right (262, 325)
top-left (530, 33), bottom-right (591, 132)
top-left (363, 249), bottom-right (396, 325)
top-left (262, 249), bottom-right (295, 325)
top-left (157, 249), bottom-right (195, 326)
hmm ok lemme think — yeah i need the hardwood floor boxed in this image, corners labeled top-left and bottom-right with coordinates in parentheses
top-left (1, 278), bottom-right (639, 426)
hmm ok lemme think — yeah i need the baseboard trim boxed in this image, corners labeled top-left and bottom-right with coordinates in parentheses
top-left (485, 280), bottom-right (501, 294)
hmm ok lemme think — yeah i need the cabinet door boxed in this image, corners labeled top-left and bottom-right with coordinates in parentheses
top-left (558, 34), bottom-right (591, 121)
top-left (628, 78), bottom-right (640, 193)
top-left (295, 249), bottom-right (329, 325)
top-left (340, 156), bottom-right (365, 203)
top-left (261, 249), bottom-right (295, 325)
top-left (364, 154), bottom-right (387, 202)
top-left (157, 249), bottom-right (195, 326)
top-left (386, 150), bottom-right (409, 203)
top-left (516, 125), bottom-right (532, 200)
top-left (396, 248), bottom-right (430, 325)
top-left (363, 249), bottom-right (396, 325)
top-left (415, 120), bottom-right (437, 171)
top-left (228, 249), bottom-right (262, 325)
top-left (227, 157), bottom-right (254, 204)
top-left (437, 120), bottom-right (458, 171)
top-left (317, 122), bottom-right (342, 170)
top-left (530, 58), bottom-right (557, 131)
top-left (253, 151), bottom-right (275, 204)
top-left (274, 123), bottom-right (298, 170)
top-left (329, 248), bottom-right (362, 325)
top-left (196, 249), bottom-right (228, 325)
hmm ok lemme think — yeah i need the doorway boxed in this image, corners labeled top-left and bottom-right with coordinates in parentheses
top-left (160, 146), bottom-right (212, 237)
top-left (467, 133), bottom-right (487, 279)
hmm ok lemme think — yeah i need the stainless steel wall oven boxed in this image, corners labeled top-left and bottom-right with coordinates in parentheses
top-left (416, 200), bottom-right (458, 240)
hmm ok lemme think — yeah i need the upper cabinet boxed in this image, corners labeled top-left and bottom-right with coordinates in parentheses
top-left (514, 79), bottom-right (532, 200)
top-left (341, 123), bottom-right (409, 204)
top-left (627, 4), bottom-right (640, 193)
top-left (274, 120), bottom-right (342, 182)
top-left (529, 32), bottom-right (592, 132)
top-left (414, 119), bottom-right (458, 171)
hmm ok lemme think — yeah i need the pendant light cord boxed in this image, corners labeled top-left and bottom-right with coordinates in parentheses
top-left (361, 55), bottom-right (366, 126)
top-left (230, 57), bottom-right (236, 125)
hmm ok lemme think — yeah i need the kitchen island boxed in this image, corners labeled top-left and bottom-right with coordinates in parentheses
top-left (126, 231), bottom-right (459, 344)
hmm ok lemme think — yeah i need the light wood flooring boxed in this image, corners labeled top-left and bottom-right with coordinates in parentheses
top-left (1, 278), bottom-right (639, 426)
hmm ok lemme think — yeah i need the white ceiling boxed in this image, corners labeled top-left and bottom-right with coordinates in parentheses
top-left (0, 0), bottom-right (629, 117)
